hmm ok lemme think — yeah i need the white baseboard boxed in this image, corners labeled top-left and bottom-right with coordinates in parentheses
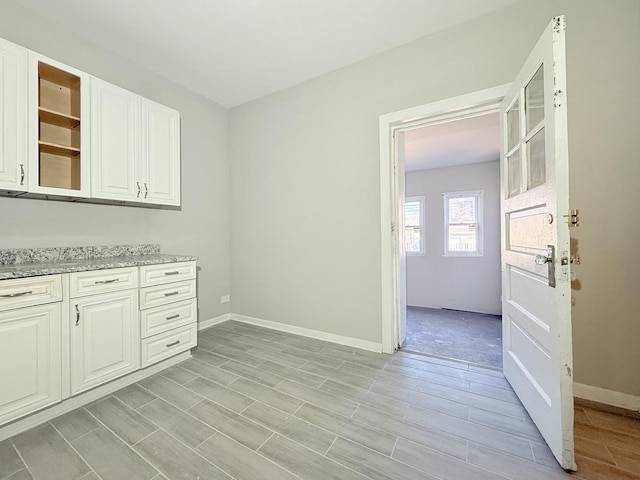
top-left (198, 313), bottom-right (232, 330)
top-left (0, 351), bottom-right (191, 442)
top-left (574, 382), bottom-right (640, 412)
top-left (230, 313), bottom-right (383, 353)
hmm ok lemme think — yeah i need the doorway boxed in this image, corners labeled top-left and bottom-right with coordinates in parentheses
top-left (378, 84), bottom-right (510, 356)
top-left (400, 113), bottom-right (502, 369)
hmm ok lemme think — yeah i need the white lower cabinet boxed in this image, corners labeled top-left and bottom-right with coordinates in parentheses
top-left (139, 261), bottom-right (197, 367)
top-left (70, 287), bottom-right (139, 395)
top-left (0, 261), bottom-right (196, 430)
top-left (0, 298), bottom-right (62, 426)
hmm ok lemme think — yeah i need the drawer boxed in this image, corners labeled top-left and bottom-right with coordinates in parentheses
top-left (139, 261), bottom-right (196, 287)
top-left (70, 267), bottom-right (138, 298)
top-left (141, 297), bottom-right (197, 339)
top-left (141, 323), bottom-right (197, 367)
top-left (139, 279), bottom-right (195, 310)
top-left (0, 275), bottom-right (62, 311)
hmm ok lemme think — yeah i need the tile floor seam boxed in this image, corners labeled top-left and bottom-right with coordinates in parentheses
top-left (134, 380), bottom-right (206, 413)
top-left (209, 429), bottom-right (303, 480)
top-left (5, 440), bottom-right (33, 480)
top-left (132, 420), bottom-right (233, 478)
top-left (321, 435), bottom-right (391, 479)
top-left (48, 420), bottom-right (121, 480)
top-left (331, 434), bottom-right (445, 480)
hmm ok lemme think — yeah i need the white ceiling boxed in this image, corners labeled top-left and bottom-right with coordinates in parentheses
top-left (403, 113), bottom-right (500, 172)
top-left (12, 0), bottom-right (521, 108)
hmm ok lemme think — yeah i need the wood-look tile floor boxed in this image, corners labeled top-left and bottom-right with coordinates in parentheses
top-left (1, 320), bottom-right (638, 480)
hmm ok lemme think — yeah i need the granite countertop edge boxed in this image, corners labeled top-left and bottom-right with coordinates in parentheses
top-left (0, 254), bottom-right (197, 280)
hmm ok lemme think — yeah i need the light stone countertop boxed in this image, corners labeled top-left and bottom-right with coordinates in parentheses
top-left (0, 244), bottom-right (196, 280)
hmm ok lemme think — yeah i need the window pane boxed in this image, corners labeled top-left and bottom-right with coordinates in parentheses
top-left (525, 65), bottom-right (544, 133)
top-left (404, 198), bottom-right (423, 254)
top-left (448, 196), bottom-right (476, 224)
top-left (448, 224), bottom-right (477, 252)
top-left (405, 226), bottom-right (421, 253)
top-left (506, 100), bottom-right (520, 151)
top-left (527, 127), bottom-right (546, 189)
top-left (404, 201), bottom-right (420, 226)
top-left (507, 148), bottom-right (521, 198)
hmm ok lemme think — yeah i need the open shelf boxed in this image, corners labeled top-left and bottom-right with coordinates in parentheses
top-left (37, 61), bottom-right (82, 191)
top-left (39, 107), bottom-right (80, 129)
top-left (39, 141), bottom-right (81, 157)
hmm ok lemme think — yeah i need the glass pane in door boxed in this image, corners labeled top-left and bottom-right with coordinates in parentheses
top-left (525, 65), bottom-right (544, 133)
top-left (527, 127), bottom-right (546, 189)
top-left (507, 148), bottom-right (521, 197)
top-left (506, 100), bottom-right (520, 151)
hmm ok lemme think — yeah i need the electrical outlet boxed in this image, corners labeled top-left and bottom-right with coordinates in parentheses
top-left (220, 295), bottom-right (230, 304)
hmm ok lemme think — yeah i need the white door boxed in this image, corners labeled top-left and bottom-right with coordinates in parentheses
top-left (0, 37), bottom-right (27, 191)
top-left (141, 99), bottom-right (181, 206)
top-left (90, 77), bottom-right (141, 202)
top-left (71, 290), bottom-right (139, 395)
top-left (500, 16), bottom-right (574, 470)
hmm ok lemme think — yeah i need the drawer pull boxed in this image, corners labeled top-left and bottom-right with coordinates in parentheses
top-left (164, 291), bottom-right (180, 297)
top-left (95, 279), bottom-right (119, 285)
top-left (0, 290), bottom-right (33, 298)
top-left (166, 314), bottom-right (180, 321)
top-left (164, 271), bottom-right (180, 276)
top-left (166, 340), bottom-right (181, 348)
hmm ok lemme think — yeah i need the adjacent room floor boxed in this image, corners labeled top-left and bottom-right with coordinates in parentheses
top-left (1, 321), bottom-right (638, 480)
top-left (403, 306), bottom-right (503, 369)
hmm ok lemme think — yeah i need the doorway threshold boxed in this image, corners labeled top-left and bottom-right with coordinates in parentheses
top-left (399, 348), bottom-right (503, 373)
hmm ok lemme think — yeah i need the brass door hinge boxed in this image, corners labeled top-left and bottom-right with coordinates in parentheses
top-left (565, 209), bottom-right (579, 227)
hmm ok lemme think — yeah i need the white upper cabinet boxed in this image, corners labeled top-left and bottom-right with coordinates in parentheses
top-left (141, 99), bottom-right (181, 206)
top-left (28, 52), bottom-right (91, 197)
top-left (90, 77), bottom-right (141, 202)
top-left (0, 38), bottom-right (28, 192)
top-left (91, 77), bottom-right (181, 206)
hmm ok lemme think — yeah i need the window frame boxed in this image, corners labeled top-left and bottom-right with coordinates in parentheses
top-left (404, 195), bottom-right (425, 256)
top-left (443, 190), bottom-right (483, 257)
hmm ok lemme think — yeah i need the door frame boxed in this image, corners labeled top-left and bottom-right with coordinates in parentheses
top-left (379, 84), bottom-right (511, 354)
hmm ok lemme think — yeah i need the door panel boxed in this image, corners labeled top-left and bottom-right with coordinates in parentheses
top-left (0, 38), bottom-right (28, 191)
top-left (71, 290), bottom-right (139, 394)
top-left (500, 16), bottom-right (574, 470)
top-left (90, 77), bottom-right (140, 201)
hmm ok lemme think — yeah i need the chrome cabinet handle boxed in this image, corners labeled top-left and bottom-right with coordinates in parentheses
top-left (164, 291), bottom-right (179, 297)
top-left (166, 340), bottom-right (180, 348)
top-left (166, 314), bottom-right (180, 321)
top-left (94, 278), bottom-right (119, 285)
top-left (164, 271), bottom-right (180, 276)
top-left (137, 182), bottom-right (141, 198)
top-left (19, 164), bottom-right (25, 185)
top-left (75, 304), bottom-right (80, 326)
top-left (144, 182), bottom-right (148, 199)
top-left (0, 290), bottom-right (33, 298)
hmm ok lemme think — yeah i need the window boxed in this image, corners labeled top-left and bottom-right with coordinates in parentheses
top-left (443, 191), bottom-right (483, 256)
top-left (404, 196), bottom-right (424, 255)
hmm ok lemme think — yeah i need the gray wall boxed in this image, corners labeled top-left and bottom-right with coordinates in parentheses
top-left (0, 1), bottom-right (231, 323)
top-left (230, 0), bottom-right (640, 397)
top-left (405, 161), bottom-right (501, 315)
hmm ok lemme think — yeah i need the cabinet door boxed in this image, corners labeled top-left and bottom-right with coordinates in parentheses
top-left (0, 38), bottom-right (28, 191)
top-left (141, 99), bottom-right (181, 206)
top-left (70, 290), bottom-right (139, 395)
top-left (0, 304), bottom-right (61, 426)
top-left (28, 52), bottom-right (90, 197)
top-left (91, 77), bottom-right (141, 202)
